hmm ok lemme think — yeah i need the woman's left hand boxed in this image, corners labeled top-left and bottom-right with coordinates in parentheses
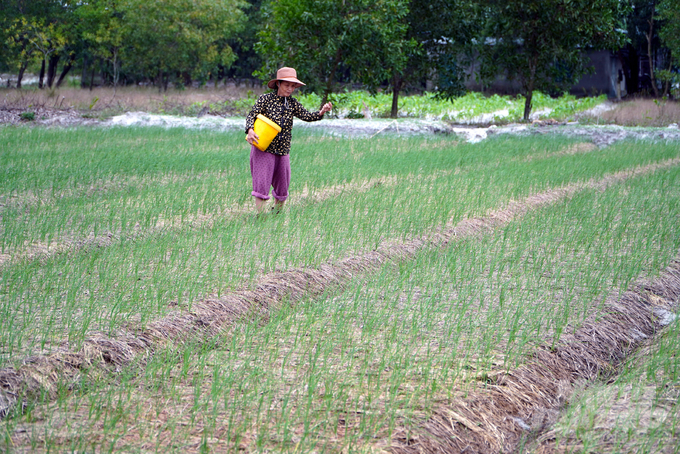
top-left (320, 102), bottom-right (332, 115)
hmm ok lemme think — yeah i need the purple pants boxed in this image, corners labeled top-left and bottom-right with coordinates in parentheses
top-left (250, 145), bottom-right (291, 201)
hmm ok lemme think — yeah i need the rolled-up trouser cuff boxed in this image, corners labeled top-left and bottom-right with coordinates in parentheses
top-left (272, 191), bottom-right (287, 202)
top-left (251, 190), bottom-right (270, 200)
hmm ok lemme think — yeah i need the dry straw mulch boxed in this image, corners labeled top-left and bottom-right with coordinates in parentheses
top-left (598, 99), bottom-right (680, 127)
top-left (388, 260), bottom-right (680, 453)
top-left (1, 159), bottom-right (679, 453)
top-left (0, 84), bottom-right (259, 125)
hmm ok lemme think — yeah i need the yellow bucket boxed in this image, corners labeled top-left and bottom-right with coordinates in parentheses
top-left (250, 114), bottom-right (281, 151)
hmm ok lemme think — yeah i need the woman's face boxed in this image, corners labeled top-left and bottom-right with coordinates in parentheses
top-left (277, 81), bottom-right (300, 97)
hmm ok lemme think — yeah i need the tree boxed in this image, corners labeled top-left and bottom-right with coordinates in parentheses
top-left (47, 2), bottom-right (80, 89)
top-left (3, 18), bottom-right (34, 88)
top-left (121, 0), bottom-right (247, 91)
top-left (641, 0), bottom-right (663, 97)
top-left (376, 5), bottom-right (419, 118)
top-left (255, 0), bottom-right (414, 108)
top-left (658, 0), bottom-right (680, 96)
top-left (2, 0), bottom-right (70, 88)
top-left (0, 1), bottom-right (20, 76)
top-left (476, 0), bottom-right (630, 120)
top-left (405, 0), bottom-right (483, 102)
top-left (224, 0), bottom-right (266, 83)
top-left (658, 0), bottom-right (680, 56)
top-left (76, 0), bottom-right (127, 90)
top-left (6, 17), bottom-right (68, 89)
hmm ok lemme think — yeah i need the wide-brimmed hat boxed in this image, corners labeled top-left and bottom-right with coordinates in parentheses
top-left (267, 67), bottom-right (306, 89)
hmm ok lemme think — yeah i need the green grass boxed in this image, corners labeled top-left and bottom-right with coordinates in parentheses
top-left (297, 90), bottom-right (607, 122)
top-left (2, 127), bottom-right (679, 360)
top-left (191, 89), bottom-right (606, 122)
top-left (1, 125), bottom-right (679, 452)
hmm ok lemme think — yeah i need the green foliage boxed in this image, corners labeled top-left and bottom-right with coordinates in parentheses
top-left (2, 0), bottom-right (81, 88)
top-left (292, 89), bottom-right (606, 122)
top-left (2, 0), bottom-right (248, 89)
top-left (5, 17), bottom-right (68, 70)
top-left (476, 0), bottom-right (630, 120)
top-left (0, 0), bottom-right (673, 102)
top-left (19, 111), bottom-right (35, 121)
top-left (407, 0), bottom-right (482, 101)
top-left (1, 1), bottom-right (63, 72)
top-left (433, 52), bottom-right (467, 101)
top-left (657, 70), bottom-right (680, 98)
top-left (224, 0), bottom-right (265, 79)
top-left (0, 3), bottom-right (16, 72)
top-left (0, 0), bottom-right (676, 101)
top-left (75, 0), bottom-right (127, 87)
top-left (119, 0), bottom-right (248, 85)
top-left (658, 0), bottom-right (680, 66)
top-left (255, 0), bottom-right (414, 103)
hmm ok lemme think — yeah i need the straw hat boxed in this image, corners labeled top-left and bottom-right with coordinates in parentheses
top-left (267, 67), bottom-right (306, 89)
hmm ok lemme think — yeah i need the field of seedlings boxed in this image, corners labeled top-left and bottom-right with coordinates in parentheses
top-left (1, 122), bottom-right (680, 453)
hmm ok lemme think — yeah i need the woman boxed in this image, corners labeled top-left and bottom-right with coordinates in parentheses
top-left (245, 67), bottom-right (332, 213)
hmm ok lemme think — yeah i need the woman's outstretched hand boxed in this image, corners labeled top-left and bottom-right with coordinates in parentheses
top-left (320, 102), bottom-right (332, 115)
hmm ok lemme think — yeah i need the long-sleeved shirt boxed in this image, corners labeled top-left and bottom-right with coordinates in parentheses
top-left (245, 92), bottom-right (325, 156)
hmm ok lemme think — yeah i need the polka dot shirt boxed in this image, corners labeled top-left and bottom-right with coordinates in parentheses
top-left (245, 92), bottom-right (325, 156)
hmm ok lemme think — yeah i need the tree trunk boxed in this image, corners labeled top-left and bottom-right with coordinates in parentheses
top-left (38, 59), bottom-right (46, 89)
top-left (89, 63), bottom-right (96, 91)
top-left (182, 71), bottom-right (192, 87)
top-left (46, 54), bottom-right (60, 88)
top-left (56, 54), bottom-right (75, 88)
top-left (523, 90), bottom-right (533, 122)
top-left (17, 62), bottom-right (27, 89)
top-left (81, 55), bottom-right (89, 88)
top-left (647, 2), bottom-right (660, 97)
top-left (322, 49), bottom-right (343, 106)
top-left (523, 55), bottom-right (538, 121)
top-left (112, 49), bottom-right (119, 93)
top-left (627, 45), bottom-right (639, 94)
top-left (523, 77), bottom-right (535, 121)
top-left (390, 74), bottom-right (402, 119)
top-left (662, 54), bottom-right (672, 98)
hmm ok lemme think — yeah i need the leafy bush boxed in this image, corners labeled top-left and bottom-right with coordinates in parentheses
top-left (296, 90), bottom-right (606, 123)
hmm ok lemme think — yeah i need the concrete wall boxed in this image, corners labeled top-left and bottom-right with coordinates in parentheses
top-left (572, 50), bottom-right (626, 98)
top-left (461, 50), bottom-right (626, 99)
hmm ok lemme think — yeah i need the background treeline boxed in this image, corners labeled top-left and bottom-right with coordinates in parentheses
top-left (1, 0), bottom-right (679, 119)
